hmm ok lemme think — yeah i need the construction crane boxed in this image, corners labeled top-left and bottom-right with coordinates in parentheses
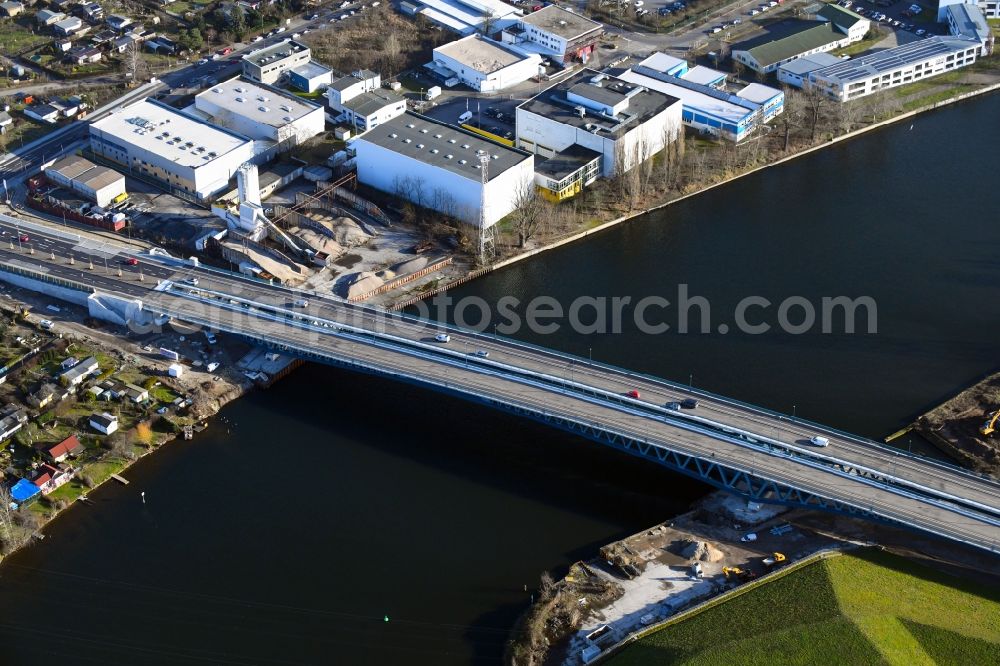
top-left (981, 411), bottom-right (999, 437)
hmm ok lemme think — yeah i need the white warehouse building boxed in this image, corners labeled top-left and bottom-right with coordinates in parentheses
top-left (430, 35), bottom-right (541, 93)
top-left (89, 98), bottom-right (255, 201)
top-left (516, 69), bottom-right (682, 178)
top-left (193, 78), bottom-right (325, 149)
top-left (350, 112), bottom-right (534, 227)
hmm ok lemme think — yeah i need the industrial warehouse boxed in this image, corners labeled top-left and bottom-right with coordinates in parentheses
top-left (88, 98), bottom-right (255, 201)
top-left (44, 155), bottom-right (126, 208)
top-left (349, 112), bottom-right (535, 226)
top-left (191, 79), bottom-right (326, 150)
top-left (515, 69), bottom-right (683, 178)
top-left (617, 53), bottom-right (784, 142)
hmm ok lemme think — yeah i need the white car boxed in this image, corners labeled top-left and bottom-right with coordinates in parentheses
top-left (435, 333), bottom-right (451, 343)
top-left (253, 35), bottom-right (264, 41)
top-left (750, 9), bottom-right (760, 15)
top-left (473, 350), bottom-right (490, 358)
top-left (39, 319), bottom-right (53, 331)
top-left (711, 26), bottom-right (722, 32)
top-left (634, 0), bottom-right (643, 5)
top-left (809, 435), bottom-right (830, 447)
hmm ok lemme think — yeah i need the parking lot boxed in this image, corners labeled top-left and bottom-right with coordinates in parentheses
top-left (421, 96), bottom-right (521, 142)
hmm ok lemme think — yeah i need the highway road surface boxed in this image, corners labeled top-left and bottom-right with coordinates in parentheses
top-left (1, 216), bottom-right (999, 554)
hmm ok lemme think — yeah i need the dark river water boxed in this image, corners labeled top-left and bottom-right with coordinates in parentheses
top-left (1, 93), bottom-right (999, 666)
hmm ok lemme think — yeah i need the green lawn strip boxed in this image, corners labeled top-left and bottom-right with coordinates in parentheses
top-left (827, 550), bottom-right (1000, 645)
top-left (609, 558), bottom-right (846, 665)
top-left (609, 550), bottom-right (1000, 666)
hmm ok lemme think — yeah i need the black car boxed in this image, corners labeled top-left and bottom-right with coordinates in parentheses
top-left (681, 398), bottom-right (699, 409)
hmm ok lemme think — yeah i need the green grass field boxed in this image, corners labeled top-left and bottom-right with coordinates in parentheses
top-left (608, 550), bottom-right (1000, 666)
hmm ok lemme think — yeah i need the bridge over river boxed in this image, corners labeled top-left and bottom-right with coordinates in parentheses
top-left (2, 215), bottom-right (999, 554)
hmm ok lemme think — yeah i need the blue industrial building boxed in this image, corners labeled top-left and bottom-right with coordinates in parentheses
top-left (618, 53), bottom-right (784, 142)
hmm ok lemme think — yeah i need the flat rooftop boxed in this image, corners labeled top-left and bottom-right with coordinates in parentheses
top-left (46, 155), bottom-right (123, 191)
top-left (415, 0), bottom-right (521, 32)
top-left (737, 82), bottom-right (782, 104)
top-left (812, 35), bottom-right (980, 84)
top-left (681, 65), bottom-right (726, 86)
top-left (778, 51), bottom-right (841, 75)
top-left (242, 39), bottom-right (309, 67)
top-left (196, 78), bottom-right (320, 127)
top-left (535, 143), bottom-right (602, 181)
top-left (291, 60), bottom-right (332, 79)
top-left (618, 64), bottom-right (755, 127)
top-left (520, 69), bottom-right (680, 138)
top-left (519, 5), bottom-right (602, 40)
top-left (946, 3), bottom-right (990, 43)
top-left (89, 98), bottom-right (252, 169)
top-left (434, 35), bottom-right (532, 73)
top-left (343, 89), bottom-right (406, 116)
top-left (353, 111), bottom-right (530, 183)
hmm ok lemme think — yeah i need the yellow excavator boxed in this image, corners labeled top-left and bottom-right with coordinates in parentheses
top-left (762, 552), bottom-right (786, 567)
top-left (981, 411), bottom-right (999, 437)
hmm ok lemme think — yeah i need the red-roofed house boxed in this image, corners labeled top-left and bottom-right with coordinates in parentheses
top-left (32, 463), bottom-right (73, 494)
top-left (41, 434), bottom-right (83, 463)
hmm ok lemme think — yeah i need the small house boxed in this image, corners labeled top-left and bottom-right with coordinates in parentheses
top-left (105, 13), bottom-right (131, 30)
top-left (123, 383), bottom-right (148, 403)
top-left (55, 38), bottom-right (73, 52)
top-left (32, 463), bottom-right (73, 494)
top-left (53, 16), bottom-right (83, 36)
top-left (59, 356), bottom-right (98, 386)
top-left (24, 104), bottom-right (60, 123)
top-left (79, 1), bottom-right (102, 20)
top-left (89, 412), bottom-right (118, 435)
top-left (27, 382), bottom-right (60, 408)
top-left (60, 356), bottom-right (78, 371)
top-left (0, 405), bottom-right (25, 442)
top-left (0, 1), bottom-right (25, 17)
top-left (35, 8), bottom-right (65, 25)
top-left (40, 434), bottom-right (83, 463)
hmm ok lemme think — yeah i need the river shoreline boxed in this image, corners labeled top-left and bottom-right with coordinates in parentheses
top-left (389, 83), bottom-right (1000, 311)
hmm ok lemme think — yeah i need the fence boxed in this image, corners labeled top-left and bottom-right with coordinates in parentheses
top-left (348, 257), bottom-right (453, 302)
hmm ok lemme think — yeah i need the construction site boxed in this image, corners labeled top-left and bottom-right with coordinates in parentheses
top-left (508, 492), bottom-right (851, 666)
top-left (911, 369), bottom-right (1000, 478)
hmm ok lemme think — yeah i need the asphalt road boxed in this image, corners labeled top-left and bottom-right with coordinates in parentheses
top-left (2, 216), bottom-right (1000, 555)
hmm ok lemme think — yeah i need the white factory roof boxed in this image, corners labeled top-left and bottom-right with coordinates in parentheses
top-left (434, 34), bottom-right (536, 73)
top-left (638, 52), bottom-right (687, 74)
top-left (352, 111), bottom-right (530, 183)
top-left (242, 39), bottom-right (309, 67)
top-left (415, 0), bottom-right (520, 33)
top-left (778, 52), bottom-right (841, 76)
top-left (681, 65), bottom-right (726, 86)
top-left (518, 5), bottom-right (602, 40)
top-left (89, 98), bottom-right (252, 169)
top-left (736, 82), bottom-right (782, 104)
top-left (196, 78), bottom-right (320, 127)
top-left (618, 68), bottom-right (753, 126)
top-left (811, 35), bottom-right (980, 85)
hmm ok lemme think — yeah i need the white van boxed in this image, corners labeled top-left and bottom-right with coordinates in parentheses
top-left (809, 436), bottom-right (830, 447)
top-left (458, 111), bottom-right (473, 123)
top-left (294, 298), bottom-right (309, 308)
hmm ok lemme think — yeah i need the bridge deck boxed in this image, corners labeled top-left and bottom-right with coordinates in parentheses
top-left (1, 214), bottom-right (999, 554)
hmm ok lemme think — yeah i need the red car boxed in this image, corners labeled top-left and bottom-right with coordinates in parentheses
top-left (125, 258), bottom-right (139, 266)
top-left (626, 390), bottom-right (641, 399)
top-left (218, 47), bottom-right (232, 56)
top-left (18, 234), bottom-right (28, 242)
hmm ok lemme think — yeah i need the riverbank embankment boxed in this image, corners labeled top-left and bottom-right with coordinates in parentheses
top-left (387, 82), bottom-right (1000, 312)
top-left (912, 371), bottom-right (1000, 478)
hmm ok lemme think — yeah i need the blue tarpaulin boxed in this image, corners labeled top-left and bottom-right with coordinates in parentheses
top-left (10, 479), bottom-right (39, 503)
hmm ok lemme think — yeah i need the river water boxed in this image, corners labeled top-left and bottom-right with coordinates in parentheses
top-left (1, 94), bottom-right (999, 665)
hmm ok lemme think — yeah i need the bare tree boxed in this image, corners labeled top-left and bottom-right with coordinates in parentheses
top-left (510, 178), bottom-right (544, 247)
top-left (776, 87), bottom-right (803, 152)
top-left (123, 40), bottom-right (146, 83)
top-left (802, 86), bottom-right (829, 142)
top-left (480, 8), bottom-right (497, 37)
